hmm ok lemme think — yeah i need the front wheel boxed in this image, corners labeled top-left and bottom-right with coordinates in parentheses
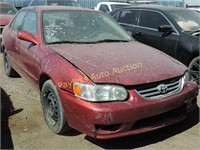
top-left (41, 80), bottom-right (71, 134)
top-left (188, 56), bottom-right (200, 87)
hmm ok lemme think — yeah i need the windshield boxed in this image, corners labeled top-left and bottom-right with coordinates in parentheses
top-left (168, 9), bottom-right (200, 32)
top-left (0, 4), bottom-right (17, 15)
top-left (42, 10), bottom-right (132, 44)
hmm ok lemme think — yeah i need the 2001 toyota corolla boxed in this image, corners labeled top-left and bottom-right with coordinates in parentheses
top-left (2, 6), bottom-right (198, 139)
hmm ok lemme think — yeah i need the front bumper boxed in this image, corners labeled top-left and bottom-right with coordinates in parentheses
top-left (58, 81), bottom-right (198, 139)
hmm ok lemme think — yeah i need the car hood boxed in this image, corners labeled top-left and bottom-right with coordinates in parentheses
top-left (0, 14), bottom-right (13, 25)
top-left (48, 42), bottom-right (186, 85)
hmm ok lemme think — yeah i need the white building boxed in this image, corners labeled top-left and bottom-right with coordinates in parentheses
top-left (184, 0), bottom-right (200, 7)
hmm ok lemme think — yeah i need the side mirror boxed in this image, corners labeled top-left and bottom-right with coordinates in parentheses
top-left (17, 31), bottom-right (38, 45)
top-left (158, 25), bottom-right (173, 33)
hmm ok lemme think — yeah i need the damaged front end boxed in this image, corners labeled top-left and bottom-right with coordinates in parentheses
top-left (57, 77), bottom-right (198, 139)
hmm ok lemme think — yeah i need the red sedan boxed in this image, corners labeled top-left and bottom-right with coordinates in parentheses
top-left (2, 6), bottom-right (198, 139)
top-left (0, 2), bottom-right (17, 52)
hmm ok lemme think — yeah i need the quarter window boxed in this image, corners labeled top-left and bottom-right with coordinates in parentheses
top-left (118, 10), bottom-right (138, 25)
top-left (139, 11), bottom-right (170, 29)
top-left (10, 11), bottom-right (27, 33)
top-left (99, 4), bottom-right (109, 13)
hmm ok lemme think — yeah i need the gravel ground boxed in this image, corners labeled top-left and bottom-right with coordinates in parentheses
top-left (0, 53), bottom-right (200, 150)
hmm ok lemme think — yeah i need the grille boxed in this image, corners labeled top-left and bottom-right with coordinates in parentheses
top-left (135, 77), bottom-right (183, 100)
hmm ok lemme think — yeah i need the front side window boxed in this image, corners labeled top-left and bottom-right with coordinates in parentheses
top-left (21, 11), bottom-right (37, 34)
top-left (42, 10), bottom-right (132, 44)
top-left (139, 10), bottom-right (170, 29)
top-left (10, 11), bottom-right (27, 33)
top-left (118, 10), bottom-right (138, 25)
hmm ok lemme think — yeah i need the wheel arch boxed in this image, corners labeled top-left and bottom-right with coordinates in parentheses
top-left (39, 74), bottom-right (51, 91)
top-left (1, 45), bottom-right (5, 53)
top-left (188, 52), bottom-right (199, 67)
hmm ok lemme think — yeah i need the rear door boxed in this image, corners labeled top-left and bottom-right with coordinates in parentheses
top-left (135, 10), bottom-right (179, 57)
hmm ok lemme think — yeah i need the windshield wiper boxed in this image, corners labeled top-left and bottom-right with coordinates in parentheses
top-left (94, 39), bottom-right (130, 43)
top-left (46, 39), bottom-right (130, 45)
top-left (46, 41), bottom-right (76, 45)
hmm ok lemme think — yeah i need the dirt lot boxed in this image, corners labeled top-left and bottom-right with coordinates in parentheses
top-left (0, 53), bottom-right (199, 150)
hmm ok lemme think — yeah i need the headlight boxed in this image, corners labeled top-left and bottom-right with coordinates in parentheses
top-left (73, 82), bottom-right (128, 102)
top-left (183, 71), bottom-right (190, 85)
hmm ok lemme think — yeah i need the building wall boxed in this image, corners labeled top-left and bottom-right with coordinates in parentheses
top-left (155, 0), bottom-right (200, 7)
top-left (155, 0), bottom-right (183, 7)
top-left (78, 0), bottom-right (108, 8)
top-left (4, 0), bottom-right (110, 8)
top-left (184, 0), bottom-right (200, 7)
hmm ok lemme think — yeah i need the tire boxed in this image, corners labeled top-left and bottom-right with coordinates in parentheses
top-left (3, 50), bottom-right (18, 77)
top-left (188, 56), bottom-right (200, 87)
top-left (41, 80), bottom-right (71, 134)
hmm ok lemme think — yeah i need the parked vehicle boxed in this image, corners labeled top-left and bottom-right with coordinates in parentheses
top-left (110, 5), bottom-right (200, 86)
top-left (94, 2), bottom-right (131, 13)
top-left (189, 8), bottom-right (200, 13)
top-left (23, 0), bottom-right (79, 7)
top-left (2, 6), bottom-right (198, 139)
top-left (0, 2), bottom-right (17, 52)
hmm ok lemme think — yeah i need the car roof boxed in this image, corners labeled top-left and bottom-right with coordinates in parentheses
top-left (113, 4), bottom-right (190, 12)
top-left (22, 5), bottom-right (97, 12)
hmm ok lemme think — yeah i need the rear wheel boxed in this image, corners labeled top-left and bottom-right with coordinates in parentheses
top-left (41, 80), bottom-right (71, 134)
top-left (3, 50), bottom-right (18, 77)
top-left (188, 56), bottom-right (200, 87)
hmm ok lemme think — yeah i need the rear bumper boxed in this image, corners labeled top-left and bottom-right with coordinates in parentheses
top-left (58, 81), bottom-right (198, 139)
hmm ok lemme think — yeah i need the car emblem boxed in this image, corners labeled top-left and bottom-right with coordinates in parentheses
top-left (157, 84), bottom-right (168, 94)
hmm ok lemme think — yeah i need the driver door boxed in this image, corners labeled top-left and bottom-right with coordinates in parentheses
top-left (16, 11), bottom-right (39, 85)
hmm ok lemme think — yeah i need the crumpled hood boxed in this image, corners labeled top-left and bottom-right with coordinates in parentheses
top-left (49, 42), bottom-right (186, 85)
top-left (0, 14), bottom-right (13, 25)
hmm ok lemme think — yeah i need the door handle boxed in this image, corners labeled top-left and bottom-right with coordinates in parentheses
top-left (135, 32), bottom-right (144, 36)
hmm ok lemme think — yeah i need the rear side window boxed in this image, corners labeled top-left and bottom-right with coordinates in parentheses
top-left (10, 11), bottom-right (27, 33)
top-left (139, 10), bottom-right (170, 29)
top-left (117, 10), bottom-right (138, 25)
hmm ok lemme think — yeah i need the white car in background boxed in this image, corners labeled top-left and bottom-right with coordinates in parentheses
top-left (94, 2), bottom-right (131, 13)
top-left (189, 8), bottom-right (200, 13)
